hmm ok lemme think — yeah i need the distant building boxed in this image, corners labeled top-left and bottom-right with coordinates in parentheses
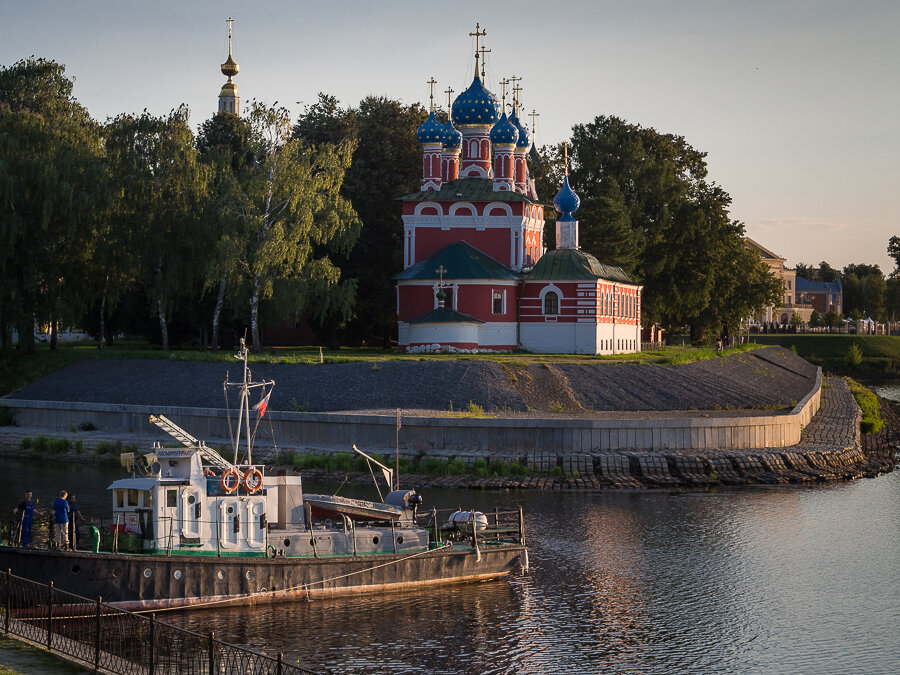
top-left (795, 277), bottom-right (842, 315)
top-left (744, 237), bottom-right (812, 325)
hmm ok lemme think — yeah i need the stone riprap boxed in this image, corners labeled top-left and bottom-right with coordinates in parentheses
top-left (6, 346), bottom-right (815, 414)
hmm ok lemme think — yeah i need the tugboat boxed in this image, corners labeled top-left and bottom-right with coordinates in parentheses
top-left (0, 342), bottom-right (527, 611)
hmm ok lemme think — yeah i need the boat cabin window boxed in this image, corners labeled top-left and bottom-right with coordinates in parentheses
top-left (114, 489), bottom-right (147, 509)
top-left (127, 489), bottom-right (139, 507)
top-left (166, 489), bottom-right (177, 508)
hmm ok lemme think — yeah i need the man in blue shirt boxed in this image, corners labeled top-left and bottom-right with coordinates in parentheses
top-left (53, 490), bottom-right (70, 549)
top-left (12, 490), bottom-right (35, 546)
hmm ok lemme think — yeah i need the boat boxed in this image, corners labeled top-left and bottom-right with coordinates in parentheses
top-left (0, 341), bottom-right (527, 611)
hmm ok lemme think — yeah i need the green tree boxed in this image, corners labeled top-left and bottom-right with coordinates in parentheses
top-left (0, 58), bottom-right (108, 352)
top-left (809, 309), bottom-right (822, 328)
top-left (564, 115), bottom-right (780, 342)
top-left (794, 262), bottom-right (816, 281)
top-left (842, 263), bottom-right (886, 320)
top-left (104, 107), bottom-right (211, 350)
top-left (789, 311), bottom-right (803, 331)
top-left (823, 309), bottom-right (841, 332)
top-left (240, 102), bottom-right (360, 351)
top-left (888, 235), bottom-right (900, 276)
top-left (293, 94), bottom-right (425, 347)
top-left (885, 277), bottom-right (900, 321)
top-left (196, 111), bottom-right (254, 349)
top-left (818, 261), bottom-right (838, 282)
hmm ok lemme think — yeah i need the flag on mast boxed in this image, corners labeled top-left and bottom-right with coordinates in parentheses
top-left (253, 392), bottom-right (271, 417)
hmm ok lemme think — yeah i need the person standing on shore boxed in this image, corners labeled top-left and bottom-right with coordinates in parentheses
top-left (12, 490), bottom-right (35, 546)
top-left (52, 490), bottom-right (69, 549)
top-left (66, 494), bottom-right (81, 550)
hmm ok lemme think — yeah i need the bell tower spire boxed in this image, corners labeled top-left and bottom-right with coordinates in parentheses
top-left (218, 17), bottom-right (240, 116)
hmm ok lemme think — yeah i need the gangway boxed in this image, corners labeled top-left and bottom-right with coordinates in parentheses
top-left (149, 414), bottom-right (236, 474)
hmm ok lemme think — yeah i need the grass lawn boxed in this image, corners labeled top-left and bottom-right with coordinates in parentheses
top-left (751, 334), bottom-right (900, 377)
top-left (0, 340), bottom-right (764, 398)
top-left (0, 635), bottom-right (89, 674)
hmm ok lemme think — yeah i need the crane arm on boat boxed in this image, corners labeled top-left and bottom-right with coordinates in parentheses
top-left (149, 414), bottom-right (236, 475)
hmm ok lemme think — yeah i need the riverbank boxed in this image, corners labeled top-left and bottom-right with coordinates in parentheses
top-left (0, 377), bottom-right (891, 490)
top-left (0, 635), bottom-right (90, 674)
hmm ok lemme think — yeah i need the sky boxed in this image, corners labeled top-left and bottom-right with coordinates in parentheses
top-left (2, 0), bottom-right (898, 274)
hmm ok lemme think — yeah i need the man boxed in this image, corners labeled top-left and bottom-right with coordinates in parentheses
top-left (66, 494), bottom-right (81, 550)
top-left (53, 490), bottom-right (70, 549)
top-left (12, 490), bottom-right (35, 546)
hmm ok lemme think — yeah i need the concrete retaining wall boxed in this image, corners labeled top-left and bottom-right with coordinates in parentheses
top-left (0, 369), bottom-right (822, 455)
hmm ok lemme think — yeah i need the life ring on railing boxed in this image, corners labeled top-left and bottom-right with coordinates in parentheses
top-left (220, 468), bottom-right (240, 494)
top-left (243, 468), bottom-right (263, 494)
top-left (203, 468), bottom-right (216, 477)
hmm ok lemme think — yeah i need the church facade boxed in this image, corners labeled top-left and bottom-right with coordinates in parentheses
top-left (395, 29), bottom-right (642, 354)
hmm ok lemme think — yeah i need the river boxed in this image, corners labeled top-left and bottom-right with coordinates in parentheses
top-left (1, 456), bottom-right (897, 674)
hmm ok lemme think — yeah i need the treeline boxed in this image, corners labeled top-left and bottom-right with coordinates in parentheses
top-left (2, 58), bottom-right (799, 352)
top-left (795, 249), bottom-right (900, 323)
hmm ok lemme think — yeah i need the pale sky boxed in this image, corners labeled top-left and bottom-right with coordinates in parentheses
top-left (2, 0), bottom-right (897, 274)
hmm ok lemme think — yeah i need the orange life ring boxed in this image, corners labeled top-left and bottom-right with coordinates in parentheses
top-left (243, 468), bottom-right (263, 494)
top-left (203, 468), bottom-right (216, 477)
top-left (220, 468), bottom-right (240, 494)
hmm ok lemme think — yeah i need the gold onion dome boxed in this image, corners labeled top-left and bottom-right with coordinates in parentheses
top-left (221, 54), bottom-right (239, 78)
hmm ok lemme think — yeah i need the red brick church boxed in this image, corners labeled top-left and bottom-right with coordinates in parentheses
top-left (395, 28), bottom-right (642, 354)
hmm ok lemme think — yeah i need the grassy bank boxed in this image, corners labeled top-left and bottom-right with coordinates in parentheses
top-left (0, 341), bottom-right (764, 399)
top-left (751, 334), bottom-right (900, 377)
top-left (844, 378), bottom-right (886, 433)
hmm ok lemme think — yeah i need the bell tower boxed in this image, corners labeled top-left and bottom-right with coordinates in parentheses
top-left (218, 17), bottom-right (240, 115)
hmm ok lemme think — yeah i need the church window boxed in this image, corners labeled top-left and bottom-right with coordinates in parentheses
top-left (544, 291), bottom-right (559, 315)
top-left (469, 140), bottom-right (479, 157)
top-left (493, 291), bottom-right (503, 314)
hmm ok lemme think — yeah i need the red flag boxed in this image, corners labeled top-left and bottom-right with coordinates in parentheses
top-left (253, 392), bottom-right (271, 417)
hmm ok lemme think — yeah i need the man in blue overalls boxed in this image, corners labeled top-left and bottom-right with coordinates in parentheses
top-left (12, 490), bottom-right (35, 546)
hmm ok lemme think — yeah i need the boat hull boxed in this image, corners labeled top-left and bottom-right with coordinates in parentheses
top-left (0, 543), bottom-right (526, 611)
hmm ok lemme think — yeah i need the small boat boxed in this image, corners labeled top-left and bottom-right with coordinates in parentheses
top-left (0, 341), bottom-right (527, 611)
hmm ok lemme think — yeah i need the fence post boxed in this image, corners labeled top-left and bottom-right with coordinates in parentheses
top-left (3, 569), bottom-right (9, 634)
top-left (277, 652), bottom-right (284, 675)
top-left (46, 581), bottom-right (53, 650)
top-left (208, 631), bottom-right (215, 674)
top-left (148, 612), bottom-right (156, 675)
top-left (94, 596), bottom-right (102, 671)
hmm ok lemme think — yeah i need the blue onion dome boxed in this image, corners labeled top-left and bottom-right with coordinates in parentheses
top-left (510, 113), bottom-right (530, 148)
top-left (442, 119), bottom-right (462, 150)
top-left (417, 111), bottom-right (445, 144)
top-left (490, 112), bottom-right (519, 145)
top-left (451, 76), bottom-right (500, 126)
top-left (553, 175), bottom-right (580, 221)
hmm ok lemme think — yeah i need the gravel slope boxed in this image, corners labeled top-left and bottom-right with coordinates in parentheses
top-left (6, 347), bottom-right (817, 415)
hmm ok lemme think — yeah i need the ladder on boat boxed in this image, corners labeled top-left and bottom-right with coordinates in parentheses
top-left (149, 414), bottom-right (235, 473)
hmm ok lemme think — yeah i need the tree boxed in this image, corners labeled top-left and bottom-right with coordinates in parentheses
top-left (562, 115), bottom-right (781, 342)
top-left (197, 111), bottom-right (254, 349)
top-left (818, 261), bottom-right (838, 282)
top-left (789, 311), bottom-right (803, 331)
top-left (0, 58), bottom-right (108, 352)
top-left (292, 94), bottom-right (425, 347)
top-left (104, 107), bottom-right (211, 350)
top-left (809, 309), bottom-right (822, 328)
top-left (238, 101), bottom-right (360, 351)
top-left (842, 263), bottom-right (886, 321)
top-left (794, 262), bottom-right (816, 281)
top-left (888, 235), bottom-right (900, 277)
top-left (823, 310), bottom-right (841, 333)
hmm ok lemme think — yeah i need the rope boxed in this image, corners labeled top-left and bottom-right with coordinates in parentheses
top-left (141, 542), bottom-right (454, 614)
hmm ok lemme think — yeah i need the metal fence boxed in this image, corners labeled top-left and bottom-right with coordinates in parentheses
top-left (1, 570), bottom-right (317, 674)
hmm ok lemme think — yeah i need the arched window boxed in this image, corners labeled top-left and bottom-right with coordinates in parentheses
top-left (544, 291), bottom-right (559, 315)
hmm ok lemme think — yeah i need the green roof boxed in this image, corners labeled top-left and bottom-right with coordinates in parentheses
top-left (399, 178), bottom-right (541, 204)
top-left (394, 241), bottom-right (520, 281)
top-left (525, 248), bottom-right (635, 283)
top-left (408, 307), bottom-right (484, 324)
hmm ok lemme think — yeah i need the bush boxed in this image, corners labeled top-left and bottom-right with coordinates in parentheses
top-left (845, 343), bottom-right (863, 368)
top-left (472, 459), bottom-right (489, 478)
top-left (466, 401), bottom-right (484, 415)
top-left (845, 378), bottom-right (884, 434)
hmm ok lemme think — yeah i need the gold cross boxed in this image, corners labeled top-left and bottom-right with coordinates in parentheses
top-left (509, 75), bottom-right (522, 111)
top-left (529, 109), bottom-right (540, 136)
top-left (427, 77), bottom-right (437, 112)
top-left (469, 23), bottom-right (486, 73)
top-left (500, 78), bottom-right (509, 109)
top-left (479, 44), bottom-right (491, 79)
top-left (444, 86), bottom-right (455, 111)
top-left (435, 265), bottom-right (447, 287)
top-left (563, 141), bottom-right (569, 176)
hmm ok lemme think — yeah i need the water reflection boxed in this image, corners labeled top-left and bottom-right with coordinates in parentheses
top-left (0, 460), bottom-right (897, 674)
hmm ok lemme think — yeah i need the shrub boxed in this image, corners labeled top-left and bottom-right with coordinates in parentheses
top-left (472, 459), bottom-right (489, 478)
top-left (548, 401), bottom-right (564, 413)
top-left (845, 344), bottom-right (863, 368)
top-left (466, 401), bottom-right (484, 415)
top-left (19, 437), bottom-right (32, 450)
top-left (845, 378), bottom-right (884, 434)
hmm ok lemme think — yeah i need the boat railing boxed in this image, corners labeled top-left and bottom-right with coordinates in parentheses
top-left (0, 569), bottom-right (318, 674)
top-left (416, 506), bottom-right (525, 547)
